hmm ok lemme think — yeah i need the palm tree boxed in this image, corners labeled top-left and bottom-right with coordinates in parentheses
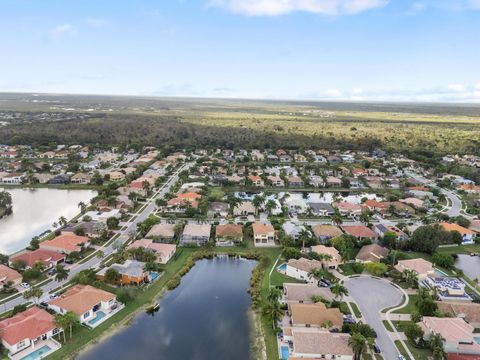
top-left (359, 211), bottom-right (371, 225)
top-left (332, 208), bottom-right (343, 225)
top-left (309, 267), bottom-right (330, 281)
top-left (63, 311), bottom-right (79, 339)
top-left (58, 216), bottom-right (67, 227)
top-left (265, 199), bottom-right (277, 215)
top-left (252, 194), bottom-right (265, 215)
top-left (78, 201), bottom-right (87, 214)
top-left (55, 264), bottom-right (69, 282)
top-left (23, 285), bottom-right (43, 304)
top-left (404, 269), bottom-right (419, 288)
top-left (267, 287), bottom-right (282, 303)
top-left (298, 228), bottom-right (311, 249)
top-left (348, 332), bottom-right (370, 360)
top-left (54, 314), bottom-right (68, 343)
top-left (330, 282), bottom-right (349, 300)
top-left (429, 333), bottom-right (445, 360)
top-left (262, 300), bottom-right (284, 329)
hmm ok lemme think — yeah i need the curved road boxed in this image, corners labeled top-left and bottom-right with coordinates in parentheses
top-left (344, 276), bottom-right (403, 360)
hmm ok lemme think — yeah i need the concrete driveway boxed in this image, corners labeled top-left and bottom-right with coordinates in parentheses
top-left (344, 276), bottom-right (403, 360)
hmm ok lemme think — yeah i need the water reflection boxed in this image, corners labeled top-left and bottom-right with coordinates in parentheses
top-left (0, 188), bottom-right (97, 254)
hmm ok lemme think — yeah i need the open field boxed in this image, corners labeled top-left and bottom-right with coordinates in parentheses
top-left (1, 93), bottom-right (479, 155)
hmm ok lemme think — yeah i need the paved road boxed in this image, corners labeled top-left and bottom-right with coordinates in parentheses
top-left (0, 162), bottom-right (192, 313)
top-left (344, 276), bottom-right (403, 360)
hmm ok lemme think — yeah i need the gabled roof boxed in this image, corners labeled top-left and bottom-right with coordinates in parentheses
top-left (290, 302), bottom-right (343, 327)
top-left (40, 233), bottom-right (89, 252)
top-left (341, 225), bottom-right (377, 238)
top-left (355, 244), bottom-right (388, 262)
top-left (440, 222), bottom-right (476, 236)
top-left (0, 264), bottom-right (21, 284)
top-left (216, 224), bottom-right (243, 238)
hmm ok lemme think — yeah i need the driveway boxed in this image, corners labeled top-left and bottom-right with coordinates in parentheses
top-left (344, 276), bottom-right (403, 360)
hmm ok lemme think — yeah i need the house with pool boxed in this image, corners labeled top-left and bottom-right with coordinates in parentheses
top-left (0, 307), bottom-right (62, 360)
top-left (48, 284), bottom-right (122, 328)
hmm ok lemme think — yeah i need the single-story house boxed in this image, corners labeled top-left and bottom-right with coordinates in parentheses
top-left (440, 222), bottom-right (477, 245)
top-left (341, 225), bottom-right (377, 241)
top-left (0, 264), bottom-right (21, 288)
top-left (394, 258), bottom-right (434, 280)
top-left (252, 222), bottom-right (276, 247)
top-left (49, 285), bottom-right (118, 325)
top-left (288, 176), bottom-right (304, 187)
top-left (97, 260), bottom-right (149, 285)
top-left (288, 329), bottom-right (353, 360)
top-left (282, 283), bottom-right (334, 304)
top-left (0, 307), bottom-right (61, 358)
top-left (181, 224), bottom-right (211, 246)
top-left (282, 222), bottom-right (307, 240)
top-left (128, 240), bottom-right (176, 264)
top-left (207, 202), bottom-right (229, 218)
top-left (10, 249), bottom-right (66, 269)
top-left (215, 224), bottom-right (243, 246)
top-left (355, 244), bottom-right (388, 263)
top-left (233, 201), bottom-right (256, 217)
top-left (311, 224), bottom-right (343, 242)
top-left (375, 224), bottom-right (407, 241)
top-left (39, 233), bottom-right (90, 254)
top-left (435, 302), bottom-right (480, 329)
top-left (289, 302), bottom-right (343, 330)
top-left (145, 223), bottom-right (176, 242)
top-left (62, 221), bottom-right (105, 238)
top-left (308, 202), bottom-right (335, 217)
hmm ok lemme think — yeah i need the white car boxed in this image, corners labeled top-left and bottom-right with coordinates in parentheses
top-left (49, 294), bottom-right (58, 300)
top-left (20, 282), bottom-right (30, 289)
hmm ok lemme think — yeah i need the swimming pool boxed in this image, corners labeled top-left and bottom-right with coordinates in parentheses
top-left (88, 310), bottom-right (106, 326)
top-left (150, 271), bottom-right (159, 280)
top-left (280, 345), bottom-right (289, 360)
top-left (434, 268), bottom-right (448, 277)
top-left (277, 263), bottom-right (287, 272)
top-left (20, 345), bottom-right (52, 360)
top-left (475, 337), bottom-right (480, 345)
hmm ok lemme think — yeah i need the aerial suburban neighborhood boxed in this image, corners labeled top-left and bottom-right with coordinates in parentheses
top-left (0, 142), bottom-right (479, 360)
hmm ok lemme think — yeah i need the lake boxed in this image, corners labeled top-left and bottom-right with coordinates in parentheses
top-left (455, 254), bottom-right (480, 281)
top-left (0, 188), bottom-right (97, 254)
top-left (80, 257), bottom-right (257, 360)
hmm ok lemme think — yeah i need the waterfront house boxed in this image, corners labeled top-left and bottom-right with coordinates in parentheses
top-left (49, 284), bottom-right (119, 327)
top-left (128, 240), bottom-right (176, 264)
top-left (252, 222), bottom-right (276, 247)
top-left (10, 249), bottom-right (66, 270)
top-left (282, 283), bottom-right (334, 304)
top-left (215, 224), bottom-right (243, 246)
top-left (423, 277), bottom-right (472, 301)
top-left (288, 302), bottom-right (343, 330)
top-left (285, 258), bottom-right (323, 282)
top-left (435, 302), bottom-right (480, 329)
top-left (0, 307), bottom-right (61, 359)
top-left (39, 233), bottom-right (89, 254)
top-left (308, 202), bottom-right (335, 216)
top-left (394, 258), bottom-right (434, 280)
top-left (440, 222), bottom-right (477, 244)
top-left (288, 329), bottom-right (353, 360)
top-left (97, 260), bottom-right (149, 285)
top-left (70, 172), bottom-right (91, 184)
top-left (181, 224), bottom-right (211, 246)
top-left (62, 221), bottom-right (105, 238)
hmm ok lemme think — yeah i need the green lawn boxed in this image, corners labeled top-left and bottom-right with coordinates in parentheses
top-left (392, 294), bottom-right (418, 314)
top-left (395, 340), bottom-right (432, 360)
top-left (339, 263), bottom-right (363, 276)
top-left (436, 243), bottom-right (480, 255)
top-left (349, 302), bottom-right (362, 318)
top-left (382, 320), bottom-right (393, 332)
top-left (270, 270), bottom-right (302, 288)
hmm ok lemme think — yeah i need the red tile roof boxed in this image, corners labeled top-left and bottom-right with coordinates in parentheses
top-left (0, 307), bottom-right (56, 346)
top-left (341, 225), bottom-right (377, 238)
top-left (10, 249), bottom-right (66, 268)
top-left (40, 234), bottom-right (89, 253)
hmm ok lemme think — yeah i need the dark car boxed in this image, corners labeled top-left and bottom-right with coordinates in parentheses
top-left (373, 344), bottom-right (381, 353)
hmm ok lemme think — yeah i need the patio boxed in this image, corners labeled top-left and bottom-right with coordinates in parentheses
top-left (9, 339), bottom-right (61, 360)
top-left (85, 302), bottom-right (125, 329)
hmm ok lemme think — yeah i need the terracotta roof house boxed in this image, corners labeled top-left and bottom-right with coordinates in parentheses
top-left (311, 225), bottom-right (343, 241)
top-left (289, 329), bottom-right (353, 360)
top-left (177, 192), bottom-right (201, 201)
top-left (215, 224), bottom-right (243, 246)
top-left (48, 284), bottom-right (119, 327)
top-left (0, 307), bottom-right (61, 358)
top-left (341, 225), bottom-right (377, 240)
top-left (128, 240), bottom-right (176, 264)
top-left (400, 197), bottom-right (425, 209)
top-left (310, 245), bottom-right (342, 269)
top-left (285, 258), bottom-right (323, 282)
top-left (233, 201), bottom-right (256, 217)
top-left (39, 233), bottom-right (89, 254)
top-left (440, 222), bottom-right (477, 244)
top-left (395, 258), bottom-right (434, 280)
top-left (97, 260), bottom-right (149, 285)
top-left (10, 249), bottom-right (66, 270)
top-left (355, 244), bottom-right (388, 263)
top-left (288, 176), bottom-right (304, 187)
top-left (282, 283), bottom-right (334, 304)
top-left (289, 302), bottom-right (343, 330)
top-left (181, 224), bottom-right (211, 246)
top-left (252, 222), bottom-right (276, 247)
top-left (436, 302), bottom-right (480, 328)
top-left (469, 219), bottom-right (480, 233)
top-left (419, 317), bottom-right (480, 356)
top-left (326, 176), bottom-right (342, 187)
top-left (0, 264), bottom-right (21, 288)
top-left (333, 202), bottom-right (362, 216)
top-left (145, 223), bottom-right (176, 242)
top-left (267, 175), bottom-right (284, 187)
top-left (70, 172), bottom-right (91, 184)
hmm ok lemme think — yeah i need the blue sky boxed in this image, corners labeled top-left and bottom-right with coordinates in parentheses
top-left (1, 0), bottom-right (479, 102)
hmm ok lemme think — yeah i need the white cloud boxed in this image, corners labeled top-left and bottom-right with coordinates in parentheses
top-left (85, 18), bottom-right (110, 28)
top-left (208, 0), bottom-right (389, 16)
top-left (447, 84), bottom-right (466, 92)
top-left (406, 1), bottom-right (427, 15)
top-left (49, 24), bottom-right (74, 40)
top-left (324, 89), bottom-right (343, 97)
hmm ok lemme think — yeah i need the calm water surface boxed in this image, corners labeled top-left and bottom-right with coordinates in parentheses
top-left (0, 188), bottom-right (97, 254)
top-left (80, 257), bottom-right (256, 360)
top-left (455, 254), bottom-right (480, 281)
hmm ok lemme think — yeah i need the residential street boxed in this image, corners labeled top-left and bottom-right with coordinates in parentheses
top-left (0, 162), bottom-right (192, 313)
top-left (344, 276), bottom-right (403, 360)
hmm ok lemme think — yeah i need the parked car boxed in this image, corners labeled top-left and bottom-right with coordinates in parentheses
top-left (373, 344), bottom-right (381, 354)
top-left (47, 268), bottom-right (56, 276)
top-left (20, 282), bottom-right (30, 289)
top-left (49, 294), bottom-right (58, 300)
